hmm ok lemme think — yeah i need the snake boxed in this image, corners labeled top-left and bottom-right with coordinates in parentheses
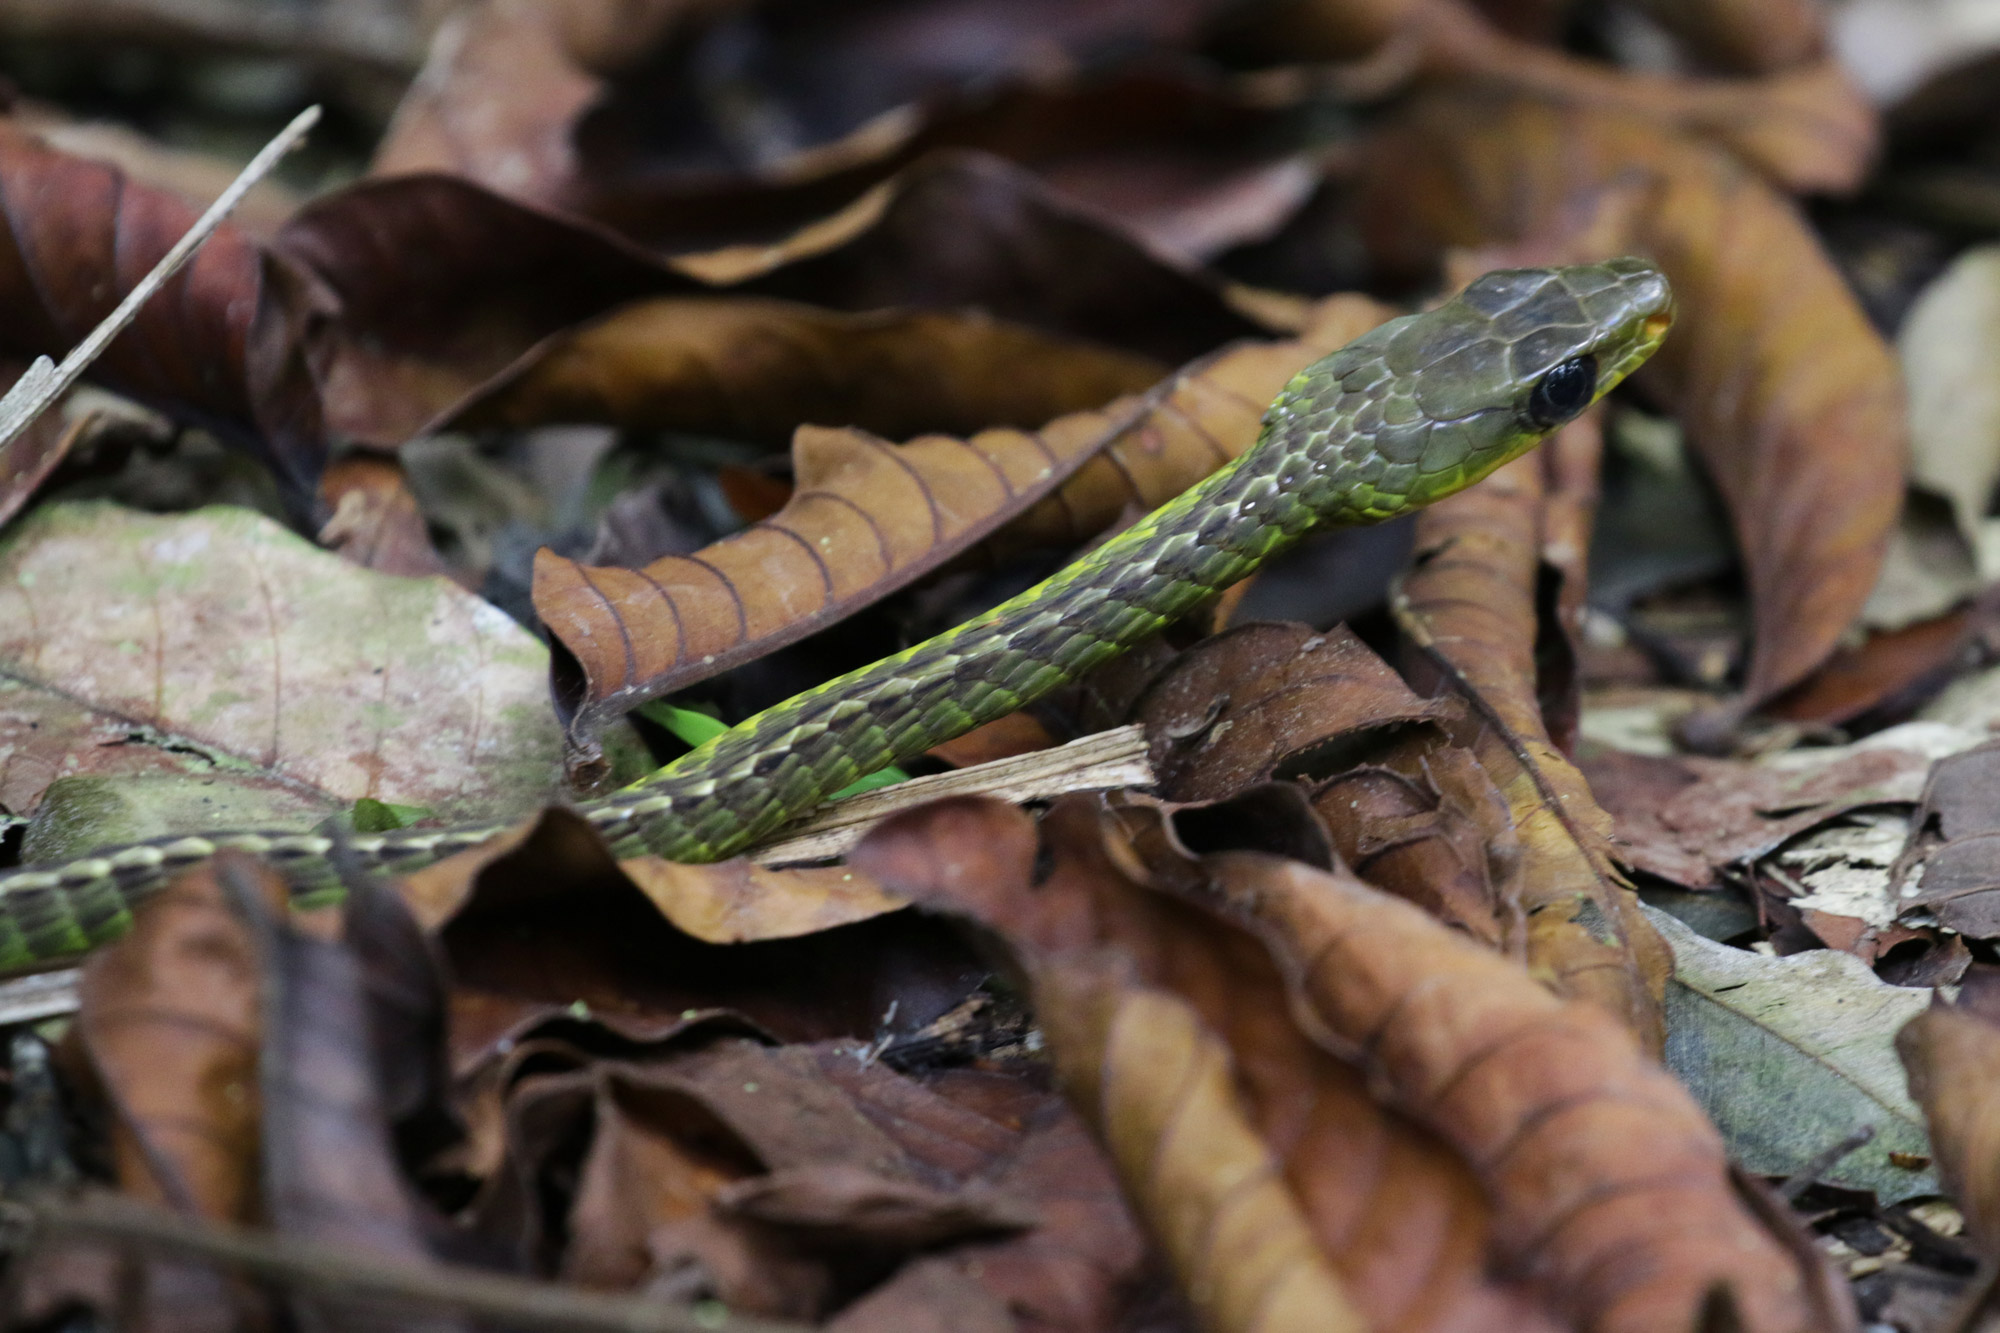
top-left (0, 258), bottom-right (1672, 972)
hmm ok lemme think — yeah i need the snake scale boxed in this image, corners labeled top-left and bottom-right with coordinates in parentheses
top-left (0, 259), bottom-right (1673, 972)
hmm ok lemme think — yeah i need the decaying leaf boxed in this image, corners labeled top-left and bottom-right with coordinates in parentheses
top-left (1583, 722), bottom-right (1965, 890)
top-left (1361, 90), bottom-right (1907, 709)
top-left (1395, 445), bottom-right (1671, 1044)
top-left (0, 503), bottom-right (574, 855)
top-left (1650, 907), bottom-right (1938, 1202)
top-left (443, 297), bottom-right (1167, 444)
top-left (535, 295), bottom-right (1392, 769)
top-left (1132, 621), bottom-right (1447, 801)
top-left (70, 854), bottom-right (274, 1220)
top-left (1898, 971), bottom-right (2000, 1249)
top-left (854, 795), bottom-right (1849, 1332)
top-left (1898, 740), bottom-right (2000, 939)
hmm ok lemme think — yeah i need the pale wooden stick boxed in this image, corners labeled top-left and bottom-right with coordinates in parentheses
top-left (753, 724), bottom-right (1155, 866)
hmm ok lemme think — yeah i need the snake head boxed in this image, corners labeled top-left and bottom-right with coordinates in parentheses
top-left (1272, 257), bottom-right (1674, 522)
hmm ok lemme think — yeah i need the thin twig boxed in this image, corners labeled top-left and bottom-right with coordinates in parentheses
top-left (1775, 1124), bottom-right (1874, 1201)
top-left (3, 1193), bottom-right (807, 1333)
top-left (0, 968), bottom-right (80, 1027)
top-left (0, 104), bottom-right (321, 455)
top-left (752, 724), bottom-right (1155, 865)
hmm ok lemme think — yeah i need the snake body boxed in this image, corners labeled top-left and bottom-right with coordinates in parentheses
top-left (0, 259), bottom-right (1672, 971)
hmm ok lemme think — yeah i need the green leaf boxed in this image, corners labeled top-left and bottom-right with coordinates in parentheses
top-left (639, 701), bottom-right (730, 749)
top-left (638, 701), bottom-right (910, 799)
top-left (350, 797), bottom-right (431, 833)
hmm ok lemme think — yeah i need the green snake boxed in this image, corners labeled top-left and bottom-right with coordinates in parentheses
top-left (0, 259), bottom-right (1672, 972)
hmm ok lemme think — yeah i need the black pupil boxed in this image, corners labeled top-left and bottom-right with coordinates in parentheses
top-left (1526, 356), bottom-right (1597, 428)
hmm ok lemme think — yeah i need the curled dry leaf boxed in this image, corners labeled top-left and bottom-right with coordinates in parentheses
top-left (685, 152), bottom-right (1271, 362)
top-left (1241, 0), bottom-right (1873, 191)
top-left (371, 0), bottom-right (696, 207)
top-left (443, 297), bottom-right (1167, 444)
top-left (1897, 972), bottom-right (2000, 1251)
top-left (1131, 621), bottom-right (1450, 802)
top-left (1313, 732), bottom-right (1523, 950)
top-left (858, 795), bottom-right (1848, 1331)
top-left (1196, 843), bottom-right (1852, 1332)
top-left (1581, 728), bottom-right (1947, 890)
top-left (397, 807), bottom-right (905, 947)
top-left (535, 295), bottom-right (1392, 768)
top-left (1359, 90), bottom-right (1907, 709)
top-left (1395, 447), bottom-right (1670, 1044)
top-left (854, 795), bottom-right (1544, 1331)
top-left (1417, 16), bottom-right (1875, 194)
top-left (1033, 969), bottom-right (1370, 1333)
top-left (275, 172), bottom-right (698, 445)
top-left (0, 122), bottom-right (326, 505)
top-left (20, 854), bottom-right (280, 1330)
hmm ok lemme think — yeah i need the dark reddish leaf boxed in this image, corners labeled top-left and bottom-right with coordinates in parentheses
top-left (0, 122), bottom-right (327, 507)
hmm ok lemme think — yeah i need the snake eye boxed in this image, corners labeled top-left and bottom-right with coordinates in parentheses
top-left (1526, 356), bottom-right (1598, 429)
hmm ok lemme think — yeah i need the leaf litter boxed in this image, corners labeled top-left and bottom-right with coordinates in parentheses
top-left (10, 1), bottom-right (2000, 1329)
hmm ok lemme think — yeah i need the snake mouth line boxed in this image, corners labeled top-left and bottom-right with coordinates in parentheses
top-left (1642, 310), bottom-right (1673, 345)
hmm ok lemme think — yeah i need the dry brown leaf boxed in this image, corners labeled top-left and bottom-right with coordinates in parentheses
top-left (0, 363), bottom-right (93, 529)
top-left (535, 295), bottom-right (1393, 769)
top-left (1898, 972), bottom-right (2000, 1250)
top-left (1231, 0), bottom-right (1870, 191)
top-left (855, 797), bottom-right (1572, 1331)
top-left (1414, 9), bottom-right (1874, 193)
top-left (1131, 621), bottom-right (1451, 803)
top-left (372, 0), bottom-right (705, 206)
top-left (315, 454), bottom-right (455, 579)
top-left (1033, 969), bottom-right (1370, 1333)
top-left (1581, 742), bottom-right (1935, 891)
top-left (441, 297), bottom-right (1166, 444)
top-left (392, 807), bottom-right (980, 1066)
top-left (378, 0), bottom-right (1292, 256)
top-left (859, 794), bottom-right (1855, 1330)
top-left (1359, 90), bottom-right (1907, 709)
top-left (396, 807), bottom-right (902, 945)
top-left (1395, 447), bottom-right (1671, 1045)
top-left (1312, 733), bottom-right (1521, 951)
top-left (283, 150), bottom-right (1269, 445)
top-left (71, 854), bottom-right (272, 1220)
top-left (1195, 844), bottom-right (1854, 1333)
